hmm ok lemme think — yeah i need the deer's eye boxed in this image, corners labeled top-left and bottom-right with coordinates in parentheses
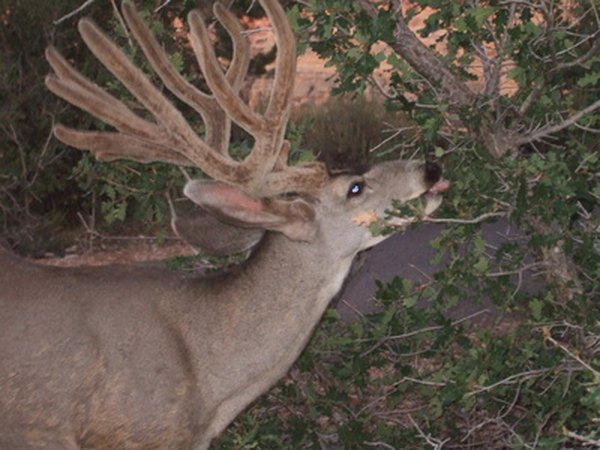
top-left (347, 181), bottom-right (365, 198)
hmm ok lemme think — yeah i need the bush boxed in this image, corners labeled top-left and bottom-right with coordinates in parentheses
top-left (292, 96), bottom-right (412, 171)
top-left (0, 0), bottom-right (276, 254)
top-left (215, 1), bottom-right (600, 448)
top-left (0, 0), bottom-right (169, 253)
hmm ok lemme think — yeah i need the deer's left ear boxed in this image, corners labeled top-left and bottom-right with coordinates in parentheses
top-left (184, 180), bottom-right (317, 241)
top-left (171, 203), bottom-right (265, 256)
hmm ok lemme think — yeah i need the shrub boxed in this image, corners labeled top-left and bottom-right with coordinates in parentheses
top-left (215, 1), bottom-right (600, 448)
top-left (292, 96), bottom-right (412, 171)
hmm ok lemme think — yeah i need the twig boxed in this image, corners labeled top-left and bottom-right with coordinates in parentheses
top-left (425, 212), bottom-right (506, 225)
top-left (544, 330), bottom-right (600, 379)
top-left (499, 1), bottom-right (546, 12)
top-left (464, 368), bottom-right (550, 397)
top-left (563, 428), bottom-right (600, 447)
top-left (369, 74), bottom-right (399, 100)
top-left (399, 309), bottom-right (491, 339)
top-left (340, 299), bottom-right (367, 320)
top-left (154, 0), bottom-right (171, 13)
top-left (54, 0), bottom-right (99, 25)
top-left (360, 309), bottom-right (491, 346)
top-left (532, 412), bottom-right (553, 449)
top-left (516, 98), bottom-right (600, 145)
top-left (519, 81), bottom-right (545, 116)
top-left (111, 0), bottom-right (133, 48)
top-left (574, 121), bottom-right (600, 133)
top-left (408, 263), bottom-right (433, 281)
top-left (408, 414), bottom-right (450, 449)
top-left (369, 127), bottom-right (414, 153)
top-left (364, 441), bottom-right (396, 450)
top-left (178, 166), bottom-right (192, 182)
top-left (487, 263), bottom-right (543, 277)
top-left (552, 33), bottom-right (600, 72)
top-left (397, 377), bottom-right (447, 387)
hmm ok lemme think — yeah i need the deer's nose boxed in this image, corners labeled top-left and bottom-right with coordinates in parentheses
top-left (424, 161), bottom-right (442, 185)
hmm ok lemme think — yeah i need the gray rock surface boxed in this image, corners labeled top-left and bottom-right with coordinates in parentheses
top-left (336, 219), bottom-right (543, 323)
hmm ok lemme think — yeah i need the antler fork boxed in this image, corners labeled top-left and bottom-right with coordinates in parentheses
top-left (45, 0), bottom-right (328, 197)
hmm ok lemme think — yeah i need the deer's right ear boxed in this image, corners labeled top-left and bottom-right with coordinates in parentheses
top-left (184, 180), bottom-right (317, 241)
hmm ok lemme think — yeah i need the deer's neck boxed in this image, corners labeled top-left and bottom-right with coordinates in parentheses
top-left (181, 231), bottom-right (355, 420)
top-left (236, 230), bottom-right (354, 340)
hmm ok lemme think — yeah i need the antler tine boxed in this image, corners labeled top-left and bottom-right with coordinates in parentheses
top-left (187, 0), bottom-right (328, 195)
top-left (76, 18), bottom-right (209, 163)
top-left (260, 0), bottom-right (297, 123)
top-left (45, 46), bottom-right (157, 140)
top-left (241, 0), bottom-right (305, 189)
top-left (48, 15), bottom-right (258, 184)
top-left (213, 3), bottom-right (251, 91)
top-left (187, 10), bottom-right (264, 135)
top-left (46, 46), bottom-right (196, 165)
top-left (121, 1), bottom-right (250, 154)
top-left (52, 125), bottom-right (196, 166)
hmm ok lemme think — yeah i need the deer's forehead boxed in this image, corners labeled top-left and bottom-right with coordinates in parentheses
top-left (364, 160), bottom-right (420, 180)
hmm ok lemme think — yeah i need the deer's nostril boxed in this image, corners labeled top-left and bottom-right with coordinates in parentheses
top-left (424, 162), bottom-right (442, 184)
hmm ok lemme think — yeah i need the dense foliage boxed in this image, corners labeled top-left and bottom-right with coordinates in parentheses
top-left (0, 0), bottom-right (271, 253)
top-left (218, 1), bottom-right (599, 448)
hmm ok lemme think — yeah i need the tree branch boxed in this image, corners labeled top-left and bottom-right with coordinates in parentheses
top-left (390, 0), bottom-right (477, 107)
top-left (54, 0), bottom-right (99, 25)
top-left (425, 212), bottom-right (506, 224)
top-left (358, 0), bottom-right (478, 109)
top-left (516, 98), bottom-right (600, 145)
top-left (551, 32), bottom-right (600, 72)
top-left (356, 0), bottom-right (379, 18)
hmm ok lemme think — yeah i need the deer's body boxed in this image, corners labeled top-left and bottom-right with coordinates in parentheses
top-left (0, 1), bottom-right (449, 447)
top-left (1, 230), bottom-right (353, 448)
top-left (1, 162), bottom-right (445, 449)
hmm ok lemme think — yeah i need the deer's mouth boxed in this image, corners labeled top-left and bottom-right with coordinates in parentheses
top-left (422, 179), bottom-right (450, 216)
top-left (352, 178), bottom-right (450, 233)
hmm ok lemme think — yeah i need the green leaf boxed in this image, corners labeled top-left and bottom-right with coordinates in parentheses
top-left (473, 256), bottom-right (489, 273)
top-left (577, 71), bottom-right (600, 88)
top-left (168, 52), bottom-right (183, 73)
top-left (403, 295), bottom-right (417, 308)
top-left (472, 6), bottom-right (495, 27)
top-left (374, 51), bottom-right (386, 63)
top-left (387, 52), bottom-right (406, 70)
top-left (286, 4), bottom-right (302, 29)
top-left (529, 298), bottom-right (544, 321)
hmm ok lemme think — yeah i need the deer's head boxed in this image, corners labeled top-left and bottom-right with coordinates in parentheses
top-left (45, 0), bottom-right (448, 259)
top-left (182, 159), bottom-right (447, 260)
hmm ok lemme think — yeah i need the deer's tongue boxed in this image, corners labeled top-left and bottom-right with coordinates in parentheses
top-left (429, 179), bottom-right (450, 195)
top-left (422, 180), bottom-right (449, 216)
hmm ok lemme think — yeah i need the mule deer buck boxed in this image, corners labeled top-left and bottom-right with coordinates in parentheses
top-left (0, 1), bottom-right (449, 448)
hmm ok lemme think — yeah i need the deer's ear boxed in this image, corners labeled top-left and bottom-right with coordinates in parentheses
top-left (171, 203), bottom-right (265, 256)
top-left (184, 180), bottom-right (317, 241)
